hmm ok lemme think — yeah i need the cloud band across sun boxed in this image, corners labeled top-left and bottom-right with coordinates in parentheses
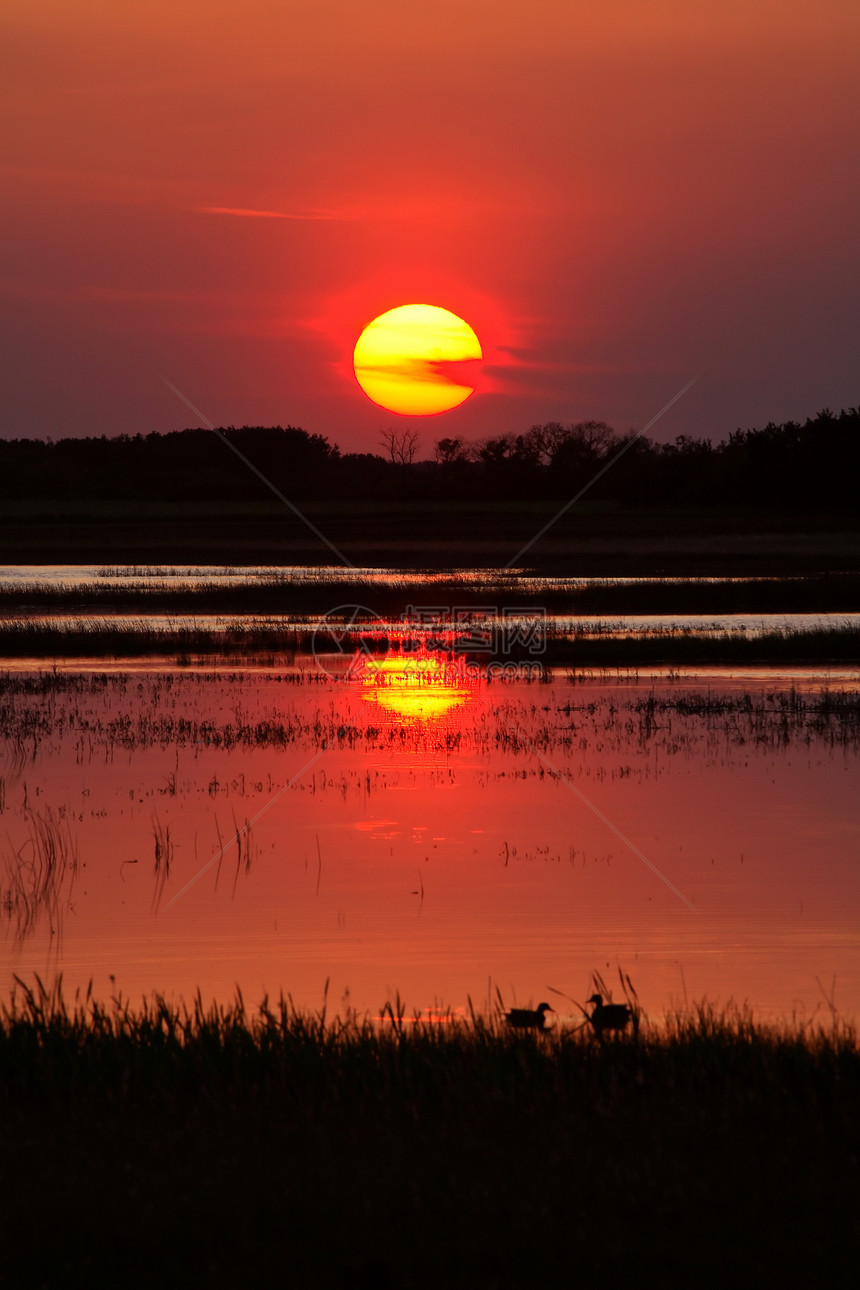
top-left (353, 304), bottom-right (482, 416)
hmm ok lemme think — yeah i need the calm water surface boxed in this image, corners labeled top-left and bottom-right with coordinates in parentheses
top-left (1, 659), bottom-right (858, 1024)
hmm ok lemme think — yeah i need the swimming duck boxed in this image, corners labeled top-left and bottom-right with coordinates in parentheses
top-left (505, 1002), bottom-right (553, 1031)
top-left (587, 993), bottom-right (633, 1035)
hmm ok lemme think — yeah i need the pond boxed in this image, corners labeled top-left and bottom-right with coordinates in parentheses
top-left (2, 658), bottom-right (858, 1024)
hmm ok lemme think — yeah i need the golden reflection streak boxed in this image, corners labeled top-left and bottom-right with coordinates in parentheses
top-left (358, 654), bottom-right (474, 722)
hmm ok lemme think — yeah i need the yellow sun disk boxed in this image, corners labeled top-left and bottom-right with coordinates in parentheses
top-left (354, 304), bottom-right (482, 416)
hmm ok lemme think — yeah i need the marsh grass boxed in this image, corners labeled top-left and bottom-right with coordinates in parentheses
top-left (0, 615), bottom-right (306, 660)
top-left (1, 671), bottom-right (858, 763)
top-left (1, 975), bottom-right (857, 1285)
top-left (0, 806), bottom-right (78, 946)
top-left (1, 672), bottom-right (858, 767)
top-left (3, 571), bottom-right (860, 615)
top-left (0, 611), bottom-right (857, 665)
top-left (150, 812), bottom-right (173, 912)
top-left (542, 620), bottom-right (860, 666)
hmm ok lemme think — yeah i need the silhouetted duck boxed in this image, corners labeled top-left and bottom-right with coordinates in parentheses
top-left (587, 993), bottom-right (633, 1035)
top-left (505, 1002), bottom-right (553, 1031)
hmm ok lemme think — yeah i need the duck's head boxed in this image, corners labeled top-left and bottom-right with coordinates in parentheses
top-left (587, 994), bottom-right (603, 1007)
top-left (536, 1002), bottom-right (552, 1015)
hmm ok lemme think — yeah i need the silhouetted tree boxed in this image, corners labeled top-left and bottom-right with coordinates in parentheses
top-left (434, 437), bottom-right (469, 464)
top-left (379, 427), bottom-right (419, 465)
top-left (473, 434), bottom-right (517, 467)
top-left (518, 423), bottom-right (569, 465)
top-left (1, 406), bottom-right (857, 509)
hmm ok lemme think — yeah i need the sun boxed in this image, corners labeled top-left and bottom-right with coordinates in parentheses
top-left (353, 304), bottom-right (482, 416)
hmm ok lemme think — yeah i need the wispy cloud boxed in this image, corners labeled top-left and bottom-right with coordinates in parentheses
top-left (195, 191), bottom-right (542, 224)
top-left (196, 205), bottom-right (343, 221)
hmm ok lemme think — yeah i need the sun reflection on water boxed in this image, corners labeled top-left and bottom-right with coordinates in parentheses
top-left (356, 651), bottom-right (476, 721)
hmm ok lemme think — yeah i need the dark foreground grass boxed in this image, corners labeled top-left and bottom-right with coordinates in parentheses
top-left (0, 980), bottom-right (857, 1288)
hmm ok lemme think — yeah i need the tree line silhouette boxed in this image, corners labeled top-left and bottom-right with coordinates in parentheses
top-left (0, 407), bottom-right (856, 508)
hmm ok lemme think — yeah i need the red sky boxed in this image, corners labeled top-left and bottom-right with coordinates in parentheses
top-left (2, 1), bottom-right (858, 454)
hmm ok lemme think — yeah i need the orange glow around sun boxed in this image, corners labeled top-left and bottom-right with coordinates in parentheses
top-left (353, 304), bottom-right (482, 416)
